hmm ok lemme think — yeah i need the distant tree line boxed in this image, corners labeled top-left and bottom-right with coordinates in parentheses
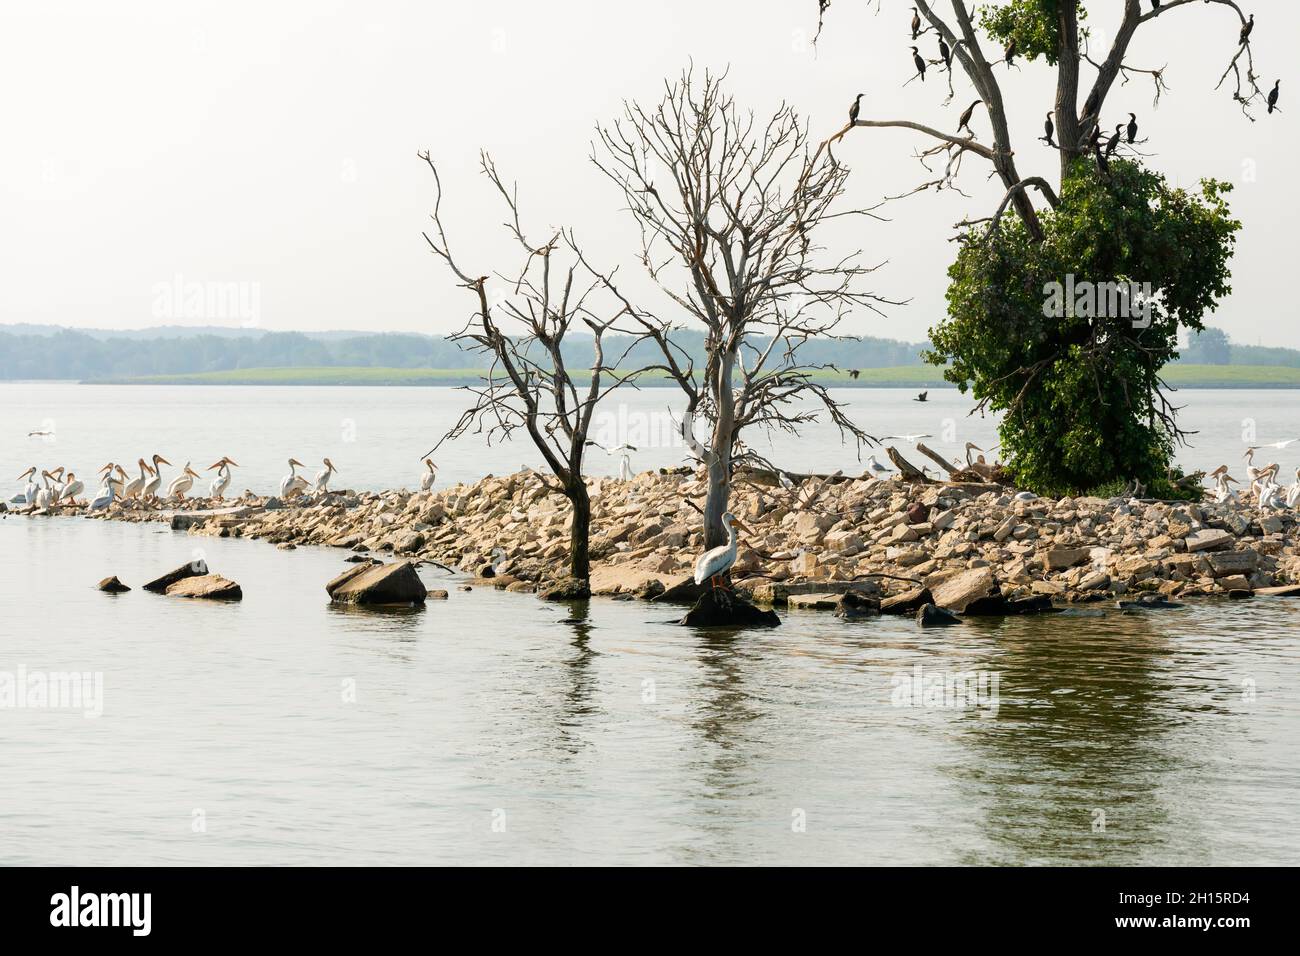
top-left (0, 327), bottom-right (928, 380)
top-left (0, 325), bottom-right (1285, 380)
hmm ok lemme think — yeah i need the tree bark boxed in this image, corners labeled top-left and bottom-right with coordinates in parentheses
top-left (566, 480), bottom-right (591, 581)
top-left (703, 344), bottom-right (737, 550)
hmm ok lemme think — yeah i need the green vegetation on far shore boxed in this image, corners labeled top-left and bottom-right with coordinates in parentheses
top-left (82, 363), bottom-right (1300, 388)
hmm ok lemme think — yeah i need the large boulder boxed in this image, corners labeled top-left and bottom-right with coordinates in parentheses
top-left (165, 574), bottom-right (243, 601)
top-left (916, 603), bottom-right (961, 627)
top-left (1185, 529), bottom-right (1233, 553)
top-left (836, 590), bottom-right (881, 619)
top-left (928, 567), bottom-right (997, 613)
top-left (539, 577), bottom-right (590, 601)
top-left (327, 560), bottom-right (427, 606)
top-left (143, 559), bottom-right (209, 593)
top-left (679, 589), bottom-right (780, 628)
top-left (880, 587), bottom-right (932, 615)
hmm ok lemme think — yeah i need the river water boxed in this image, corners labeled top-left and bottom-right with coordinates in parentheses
top-left (1, 384), bottom-right (1298, 865)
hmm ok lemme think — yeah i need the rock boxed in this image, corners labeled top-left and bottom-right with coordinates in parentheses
top-left (787, 593), bottom-right (842, 610)
top-left (344, 554), bottom-right (370, 563)
top-left (1003, 594), bottom-right (1059, 615)
top-left (1228, 588), bottom-right (1254, 600)
top-left (143, 559), bottom-right (209, 593)
top-left (1045, 547), bottom-right (1090, 571)
top-left (1254, 584), bottom-right (1300, 596)
top-left (1206, 549), bottom-right (1259, 577)
top-left (916, 603), bottom-right (961, 627)
top-left (427, 589), bottom-right (449, 600)
top-left (97, 576), bottom-right (130, 593)
top-left (929, 567), bottom-right (997, 613)
top-left (1078, 571), bottom-right (1110, 591)
top-left (679, 589), bottom-right (780, 628)
top-left (880, 587), bottom-right (932, 615)
top-left (1185, 529), bottom-right (1233, 553)
top-left (1118, 594), bottom-right (1184, 611)
top-left (327, 560), bottom-right (427, 606)
top-left (539, 577), bottom-right (591, 601)
top-left (1216, 574), bottom-right (1252, 593)
top-left (836, 590), bottom-right (881, 619)
top-left (165, 574), bottom-right (243, 600)
top-left (394, 531), bottom-right (425, 554)
top-left (655, 576), bottom-right (705, 603)
top-left (906, 502), bottom-right (929, 524)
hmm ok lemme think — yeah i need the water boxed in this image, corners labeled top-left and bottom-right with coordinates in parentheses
top-left (1, 384), bottom-right (1299, 865)
top-left (3, 383), bottom-right (1297, 495)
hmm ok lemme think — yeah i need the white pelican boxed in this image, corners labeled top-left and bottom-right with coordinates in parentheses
top-left (207, 457), bottom-right (238, 499)
top-left (419, 458), bottom-right (438, 492)
top-left (313, 458), bottom-right (337, 494)
top-left (34, 470), bottom-right (58, 509)
top-left (865, 454), bottom-right (891, 478)
top-left (693, 512), bottom-right (751, 592)
top-left (1286, 469), bottom-right (1300, 509)
top-left (17, 467), bottom-right (39, 504)
top-left (89, 474), bottom-right (117, 511)
top-left (280, 458), bottom-right (309, 498)
top-left (1214, 474), bottom-right (1239, 505)
top-left (166, 463), bottom-right (201, 500)
top-left (98, 462), bottom-right (125, 498)
top-left (60, 472), bottom-right (85, 505)
top-left (123, 458), bottom-right (151, 499)
top-left (143, 454), bottom-right (170, 500)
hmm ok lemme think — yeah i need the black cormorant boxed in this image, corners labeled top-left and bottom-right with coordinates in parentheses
top-left (849, 92), bottom-right (864, 125)
top-left (958, 99), bottom-right (982, 133)
top-left (911, 46), bottom-right (926, 82)
top-left (1105, 125), bottom-right (1122, 158)
top-left (911, 8), bottom-right (921, 40)
top-left (914, 391), bottom-right (928, 403)
top-left (1043, 111), bottom-right (1054, 143)
top-left (1004, 37), bottom-right (1017, 66)
top-left (1268, 80), bottom-right (1280, 114)
top-left (938, 36), bottom-right (951, 69)
top-left (1239, 14), bottom-right (1254, 46)
top-left (1127, 112), bottom-right (1138, 143)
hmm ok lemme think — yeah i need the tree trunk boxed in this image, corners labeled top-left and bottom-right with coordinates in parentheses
top-left (702, 345), bottom-right (737, 550)
top-left (566, 480), bottom-right (591, 581)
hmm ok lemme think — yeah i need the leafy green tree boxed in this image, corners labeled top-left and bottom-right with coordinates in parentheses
top-left (821, 0), bottom-right (1271, 492)
top-left (928, 160), bottom-right (1239, 494)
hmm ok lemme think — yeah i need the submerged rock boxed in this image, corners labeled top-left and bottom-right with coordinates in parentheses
top-left (165, 574), bottom-right (243, 601)
top-left (97, 575), bottom-right (131, 593)
top-left (327, 560), bottom-right (427, 606)
top-left (880, 587), bottom-right (932, 615)
top-left (836, 589), bottom-right (881, 619)
top-left (916, 603), bottom-right (961, 627)
top-left (538, 577), bottom-right (591, 601)
top-left (679, 589), bottom-right (780, 628)
top-left (143, 559), bottom-right (209, 593)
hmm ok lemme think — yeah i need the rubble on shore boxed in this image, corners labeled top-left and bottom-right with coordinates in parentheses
top-left (62, 465), bottom-right (1300, 614)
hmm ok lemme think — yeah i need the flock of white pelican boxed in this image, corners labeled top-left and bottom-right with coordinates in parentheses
top-left (10, 456), bottom-right (441, 512)
top-left (1208, 444), bottom-right (1300, 508)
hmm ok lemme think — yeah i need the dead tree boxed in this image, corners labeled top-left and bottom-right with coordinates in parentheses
top-left (591, 68), bottom-right (899, 551)
top-left (419, 151), bottom-right (644, 583)
top-left (820, 0), bottom-right (1270, 238)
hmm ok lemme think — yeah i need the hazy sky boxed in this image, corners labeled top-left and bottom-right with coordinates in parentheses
top-left (1, 1), bottom-right (1294, 344)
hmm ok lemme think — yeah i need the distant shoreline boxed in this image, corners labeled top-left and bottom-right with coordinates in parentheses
top-left (54, 363), bottom-right (1300, 389)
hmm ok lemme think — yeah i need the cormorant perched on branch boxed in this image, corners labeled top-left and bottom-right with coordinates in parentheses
top-left (1043, 111), bottom-right (1055, 144)
top-left (957, 99), bottom-right (982, 133)
top-left (1095, 143), bottom-right (1111, 178)
top-left (1105, 125), bottom-right (1122, 158)
top-left (849, 92), bottom-right (864, 125)
top-left (1239, 14), bottom-right (1254, 46)
top-left (1268, 80), bottom-right (1280, 114)
top-left (1127, 112), bottom-right (1138, 143)
top-left (938, 36), bottom-right (951, 70)
top-left (1004, 37), bottom-right (1017, 66)
top-left (911, 7), bottom-right (921, 41)
top-left (911, 46), bottom-right (926, 82)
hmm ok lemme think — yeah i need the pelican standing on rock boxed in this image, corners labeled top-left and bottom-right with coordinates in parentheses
top-left (89, 475), bottom-right (117, 511)
top-left (60, 472), bottom-right (85, 505)
top-left (166, 463), bottom-right (201, 500)
top-left (693, 512), bottom-right (751, 593)
top-left (207, 457), bottom-right (237, 500)
top-left (280, 459), bottom-right (309, 498)
top-left (142, 454), bottom-right (170, 500)
top-left (419, 458), bottom-right (438, 492)
top-left (17, 467), bottom-right (39, 504)
top-left (124, 458), bottom-right (151, 499)
top-left (313, 458), bottom-right (337, 494)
